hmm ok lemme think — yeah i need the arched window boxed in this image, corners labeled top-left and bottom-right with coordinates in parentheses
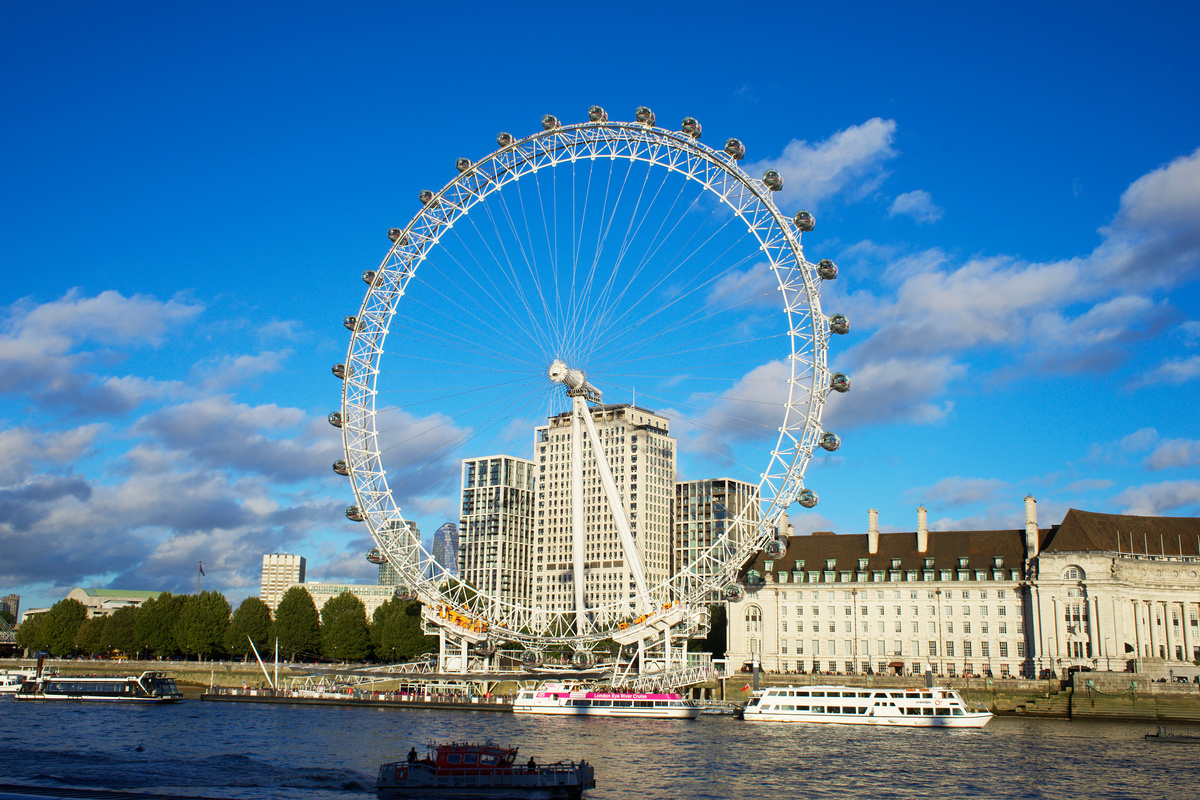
top-left (1064, 566), bottom-right (1085, 581)
top-left (745, 606), bottom-right (761, 634)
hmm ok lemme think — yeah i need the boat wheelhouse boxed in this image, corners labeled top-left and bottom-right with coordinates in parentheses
top-left (15, 671), bottom-right (183, 703)
top-left (512, 681), bottom-right (700, 719)
top-left (376, 741), bottom-right (595, 798)
top-left (740, 685), bottom-right (992, 728)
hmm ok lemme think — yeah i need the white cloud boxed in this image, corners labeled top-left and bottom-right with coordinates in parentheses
top-left (1145, 438), bottom-right (1200, 470)
top-left (744, 118), bottom-right (897, 210)
top-left (912, 477), bottom-right (1010, 508)
top-left (1139, 354), bottom-right (1200, 386)
top-left (889, 190), bottom-right (944, 223)
top-left (822, 355), bottom-right (965, 429)
top-left (1113, 480), bottom-right (1200, 515)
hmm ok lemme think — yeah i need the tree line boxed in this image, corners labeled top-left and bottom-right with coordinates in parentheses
top-left (14, 587), bottom-right (437, 663)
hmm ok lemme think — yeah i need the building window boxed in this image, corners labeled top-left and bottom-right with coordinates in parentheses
top-left (999, 642), bottom-right (1008, 658)
top-left (1017, 641), bottom-right (1026, 658)
top-left (946, 642), bottom-right (955, 658)
top-left (964, 642), bottom-right (973, 658)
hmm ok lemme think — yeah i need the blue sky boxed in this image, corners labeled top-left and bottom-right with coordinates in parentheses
top-left (3, 1), bottom-right (1199, 616)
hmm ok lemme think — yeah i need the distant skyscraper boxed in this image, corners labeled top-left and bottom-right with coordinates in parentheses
top-left (534, 403), bottom-right (675, 623)
top-left (377, 520), bottom-right (420, 589)
top-left (674, 477), bottom-right (762, 601)
top-left (1, 594), bottom-right (18, 621)
top-left (260, 553), bottom-right (306, 612)
top-left (460, 455), bottom-right (537, 611)
top-left (431, 522), bottom-right (460, 577)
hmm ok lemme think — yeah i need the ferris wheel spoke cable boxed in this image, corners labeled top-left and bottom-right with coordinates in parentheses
top-left (394, 296), bottom-right (545, 370)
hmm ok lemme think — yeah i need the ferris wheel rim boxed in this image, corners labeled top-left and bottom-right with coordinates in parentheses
top-left (338, 112), bottom-right (835, 648)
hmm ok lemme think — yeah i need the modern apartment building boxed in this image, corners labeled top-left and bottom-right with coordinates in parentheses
top-left (431, 522), bottom-right (460, 577)
top-left (459, 455), bottom-right (537, 611)
top-left (674, 477), bottom-right (762, 602)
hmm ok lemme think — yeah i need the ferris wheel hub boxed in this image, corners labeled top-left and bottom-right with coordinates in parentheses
top-left (548, 359), bottom-right (602, 402)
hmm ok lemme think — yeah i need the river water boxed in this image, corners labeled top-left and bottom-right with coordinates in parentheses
top-left (0, 699), bottom-right (1195, 800)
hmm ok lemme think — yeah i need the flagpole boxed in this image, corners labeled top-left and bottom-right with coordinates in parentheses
top-left (197, 561), bottom-right (204, 595)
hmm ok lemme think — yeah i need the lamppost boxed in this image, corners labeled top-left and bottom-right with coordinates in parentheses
top-left (851, 588), bottom-right (858, 675)
top-left (935, 587), bottom-right (944, 677)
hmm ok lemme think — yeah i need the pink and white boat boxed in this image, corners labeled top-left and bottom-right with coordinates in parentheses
top-left (512, 681), bottom-right (700, 719)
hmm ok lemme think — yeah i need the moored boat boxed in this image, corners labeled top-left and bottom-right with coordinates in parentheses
top-left (0, 669), bottom-right (35, 695)
top-left (376, 741), bottom-right (594, 798)
top-left (512, 681), bottom-right (700, 719)
top-left (15, 670), bottom-right (183, 703)
top-left (739, 684), bottom-right (992, 728)
top-left (1145, 726), bottom-right (1200, 743)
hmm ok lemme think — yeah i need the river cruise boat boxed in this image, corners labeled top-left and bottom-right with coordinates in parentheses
top-left (740, 685), bottom-right (992, 728)
top-left (15, 671), bottom-right (183, 703)
top-left (513, 681), bottom-right (700, 719)
top-left (0, 669), bottom-right (35, 695)
top-left (376, 741), bottom-right (595, 798)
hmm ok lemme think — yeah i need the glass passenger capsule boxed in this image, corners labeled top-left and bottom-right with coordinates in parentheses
top-left (635, 105), bottom-right (656, 126)
top-left (764, 539), bottom-right (786, 558)
top-left (455, 157), bottom-right (472, 173)
top-left (722, 584), bottom-right (746, 602)
top-left (588, 105), bottom-right (608, 122)
top-left (343, 315), bottom-right (358, 331)
top-left (724, 138), bottom-right (746, 160)
top-left (418, 190), bottom-right (435, 206)
top-left (681, 117), bottom-right (702, 139)
top-left (819, 431), bottom-right (841, 452)
top-left (332, 363), bottom-right (346, 380)
top-left (830, 372), bottom-right (851, 393)
top-left (541, 114), bottom-right (560, 130)
top-left (520, 650), bottom-right (543, 668)
top-left (387, 227), bottom-right (404, 242)
top-left (497, 132), bottom-right (515, 148)
top-left (794, 210), bottom-right (815, 232)
top-left (475, 640), bottom-right (497, 657)
top-left (763, 170), bottom-right (783, 191)
top-left (571, 650), bottom-right (596, 669)
top-left (345, 505), bottom-right (365, 522)
top-left (328, 411), bottom-right (343, 428)
top-left (365, 547), bottom-right (387, 564)
top-left (361, 270), bottom-right (378, 286)
top-left (817, 259), bottom-right (838, 280)
top-left (332, 459), bottom-right (349, 476)
top-left (829, 314), bottom-right (850, 335)
top-left (797, 488), bottom-right (819, 508)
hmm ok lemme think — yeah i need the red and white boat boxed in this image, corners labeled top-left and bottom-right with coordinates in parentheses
top-left (512, 681), bottom-right (700, 719)
top-left (376, 741), bottom-right (594, 798)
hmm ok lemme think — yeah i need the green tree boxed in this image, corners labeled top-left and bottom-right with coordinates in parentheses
top-left (272, 586), bottom-right (320, 661)
top-left (15, 612), bottom-right (45, 653)
top-left (372, 598), bottom-right (437, 662)
top-left (74, 616), bottom-right (107, 655)
top-left (41, 598), bottom-right (89, 656)
top-left (135, 593), bottom-right (185, 659)
top-left (226, 596), bottom-right (273, 659)
top-left (101, 605), bottom-right (139, 656)
top-left (0, 608), bottom-right (14, 625)
top-left (320, 591), bottom-right (371, 662)
top-left (175, 590), bottom-right (231, 660)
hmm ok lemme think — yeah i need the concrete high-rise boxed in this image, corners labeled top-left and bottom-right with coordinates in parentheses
top-left (534, 403), bottom-right (675, 623)
top-left (378, 520), bottom-right (420, 589)
top-left (0, 594), bottom-right (18, 621)
top-left (260, 553), bottom-right (306, 612)
top-left (459, 455), bottom-right (537, 611)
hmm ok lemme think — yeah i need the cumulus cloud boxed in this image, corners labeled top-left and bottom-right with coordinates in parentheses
top-left (822, 355), bottom-right (965, 429)
top-left (1145, 437), bottom-right (1200, 470)
top-left (744, 118), bottom-right (897, 209)
top-left (1138, 354), bottom-right (1200, 386)
top-left (889, 190), bottom-right (944, 223)
top-left (912, 477), bottom-right (1010, 508)
top-left (1113, 480), bottom-right (1200, 515)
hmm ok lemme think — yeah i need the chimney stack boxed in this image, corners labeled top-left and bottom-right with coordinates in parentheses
top-left (917, 506), bottom-right (929, 553)
top-left (868, 508), bottom-right (879, 555)
top-left (1024, 495), bottom-right (1039, 558)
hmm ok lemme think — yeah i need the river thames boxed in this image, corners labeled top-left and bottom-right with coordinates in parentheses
top-left (0, 700), bottom-right (1195, 800)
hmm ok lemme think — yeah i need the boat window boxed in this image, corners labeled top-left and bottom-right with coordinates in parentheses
top-left (447, 754), bottom-right (462, 764)
top-left (811, 706), bottom-right (825, 713)
top-left (923, 708), bottom-right (934, 715)
top-left (936, 708), bottom-right (950, 716)
top-left (481, 754), bottom-right (498, 765)
top-left (953, 708), bottom-right (964, 715)
top-left (464, 754), bottom-right (478, 764)
top-left (811, 691), bottom-right (824, 697)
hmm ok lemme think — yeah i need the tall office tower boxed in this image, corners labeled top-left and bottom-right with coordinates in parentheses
top-left (431, 522), bottom-right (460, 577)
top-left (260, 553), bottom-right (306, 612)
top-left (674, 478), bottom-right (762, 601)
top-left (378, 520), bottom-right (420, 589)
top-left (459, 455), bottom-right (537, 611)
top-left (534, 403), bottom-right (676, 623)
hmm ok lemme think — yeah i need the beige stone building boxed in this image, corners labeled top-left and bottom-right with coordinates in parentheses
top-left (260, 553), bottom-right (306, 613)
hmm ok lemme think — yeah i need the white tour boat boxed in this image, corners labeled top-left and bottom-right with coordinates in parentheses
top-left (0, 669), bottom-right (35, 695)
top-left (15, 670), bottom-right (183, 703)
top-left (740, 685), bottom-right (992, 728)
top-left (513, 681), bottom-right (701, 719)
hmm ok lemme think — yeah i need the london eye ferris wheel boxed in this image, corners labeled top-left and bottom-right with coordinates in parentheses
top-left (330, 106), bottom-right (851, 664)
